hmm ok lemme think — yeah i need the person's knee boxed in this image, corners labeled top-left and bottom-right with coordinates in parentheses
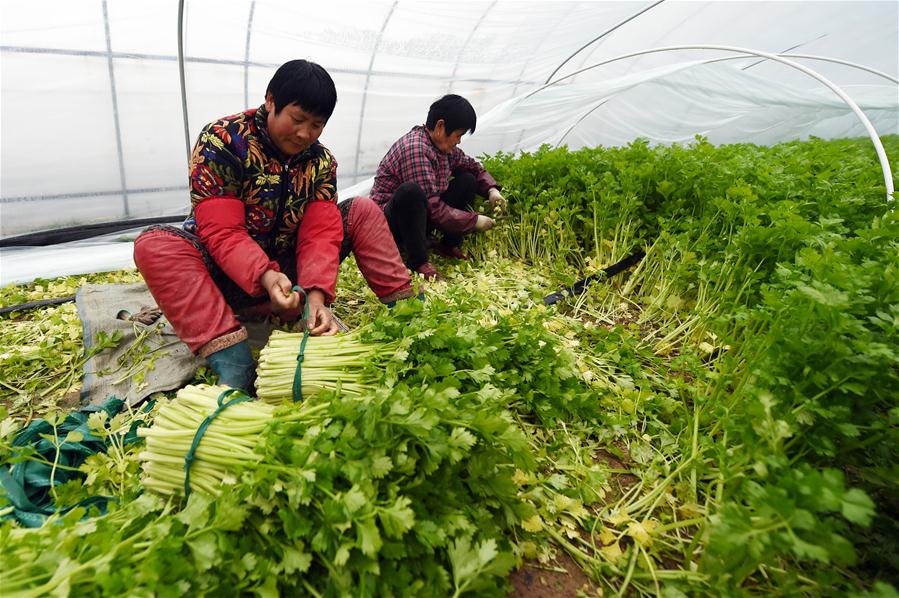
top-left (134, 229), bottom-right (199, 280)
top-left (452, 170), bottom-right (477, 194)
top-left (347, 197), bottom-right (392, 245)
top-left (133, 229), bottom-right (173, 270)
top-left (396, 181), bottom-right (423, 195)
top-left (349, 196), bottom-right (380, 221)
top-left (394, 182), bottom-right (426, 207)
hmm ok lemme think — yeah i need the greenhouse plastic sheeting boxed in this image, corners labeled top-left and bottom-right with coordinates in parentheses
top-left (470, 60), bottom-right (898, 155)
top-left (1, 233), bottom-right (141, 286)
top-left (1, 1), bottom-right (897, 252)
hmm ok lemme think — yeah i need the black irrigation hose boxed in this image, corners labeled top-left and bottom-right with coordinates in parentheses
top-left (0, 296), bottom-right (76, 316)
top-left (542, 249), bottom-right (646, 306)
top-left (0, 251), bottom-right (645, 315)
top-left (0, 215), bottom-right (188, 248)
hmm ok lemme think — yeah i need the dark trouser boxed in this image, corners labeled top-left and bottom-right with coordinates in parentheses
top-left (383, 170), bottom-right (477, 269)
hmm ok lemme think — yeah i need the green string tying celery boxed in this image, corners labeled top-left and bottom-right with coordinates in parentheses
top-left (291, 285), bottom-right (311, 403)
top-left (183, 388), bottom-right (252, 497)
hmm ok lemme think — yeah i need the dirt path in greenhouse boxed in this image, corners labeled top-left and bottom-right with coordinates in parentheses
top-left (509, 441), bottom-right (639, 597)
top-left (509, 552), bottom-right (600, 597)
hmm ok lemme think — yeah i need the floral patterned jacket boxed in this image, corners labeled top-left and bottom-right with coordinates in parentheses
top-left (182, 105), bottom-right (342, 302)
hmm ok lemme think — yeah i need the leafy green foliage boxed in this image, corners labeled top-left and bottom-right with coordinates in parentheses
top-left (0, 399), bottom-right (150, 530)
top-left (0, 271), bottom-right (142, 418)
top-left (478, 135), bottom-right (899, 592)
top-left (4, 296), bottom-right (602, 596)
top-left (2, 135), bottom-right (898, 595)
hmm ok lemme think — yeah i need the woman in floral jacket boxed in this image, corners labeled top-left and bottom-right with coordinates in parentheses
top-left (134, 60), bottom-right (414, 391)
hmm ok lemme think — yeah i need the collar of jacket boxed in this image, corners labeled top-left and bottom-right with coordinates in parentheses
top-left (254, 104), bottom-right (323, 165)
top-left (413, 124), bottom-right (443, 154)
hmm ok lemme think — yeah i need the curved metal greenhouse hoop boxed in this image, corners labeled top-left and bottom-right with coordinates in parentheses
top-left (554, 51), bottom-right (899, 147)
top-left (528, 45), bottom-right (895, 200)
top-left (243, 1), bottom-right (257, 109)
top-left (780, 53), bottom-right (899, 85)
top-left (544, 0), bottom-right (666, 84)
top-left (504, 8), bottom-right (571, 151)
top-left (555, 99), bottom-right (609, 147)
top-left (447, 1), bottom-right (497, 94)
top-left (177, 0), bottom-right (191, 164)
top-left (726, 53), bottom-right (898, 85)
top-left (353, 2), bottom-right (399, 185)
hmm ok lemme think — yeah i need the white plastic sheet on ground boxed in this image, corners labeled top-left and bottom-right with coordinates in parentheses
top-left (1, 0), bottom-right (897, 281)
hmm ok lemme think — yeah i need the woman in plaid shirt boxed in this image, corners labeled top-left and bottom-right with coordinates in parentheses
top-left (370, 95), bottom-right (507, 281)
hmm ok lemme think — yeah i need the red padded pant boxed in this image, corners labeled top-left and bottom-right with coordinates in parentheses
top-left (134, 197), bottom-right (412, 355)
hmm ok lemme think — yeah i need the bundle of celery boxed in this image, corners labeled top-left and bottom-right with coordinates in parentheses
top-left (13, 370), bottom-right (535, 596)
top-left (255, 329), bottom-right (392, 403)
top-left (137, 384), bottom-right (325, 496)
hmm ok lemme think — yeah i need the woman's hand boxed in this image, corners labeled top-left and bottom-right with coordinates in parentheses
top-left (260, 272), bottom-right (337, 335)
top-left (487, 187), bottom-right (507, 215)
top-left (305, 289), bottom-right (339, 336)
top-left (261, 270), bottom-right (300, 312)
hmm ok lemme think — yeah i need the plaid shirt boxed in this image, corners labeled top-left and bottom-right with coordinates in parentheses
top-left (371, 126), bottom-right (498, 232)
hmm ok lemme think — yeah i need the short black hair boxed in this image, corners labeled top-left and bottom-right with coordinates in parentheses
top-left (266, 59), bottom-right (337, 119)
top-left (426, 94), bottom-right (476, 135)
